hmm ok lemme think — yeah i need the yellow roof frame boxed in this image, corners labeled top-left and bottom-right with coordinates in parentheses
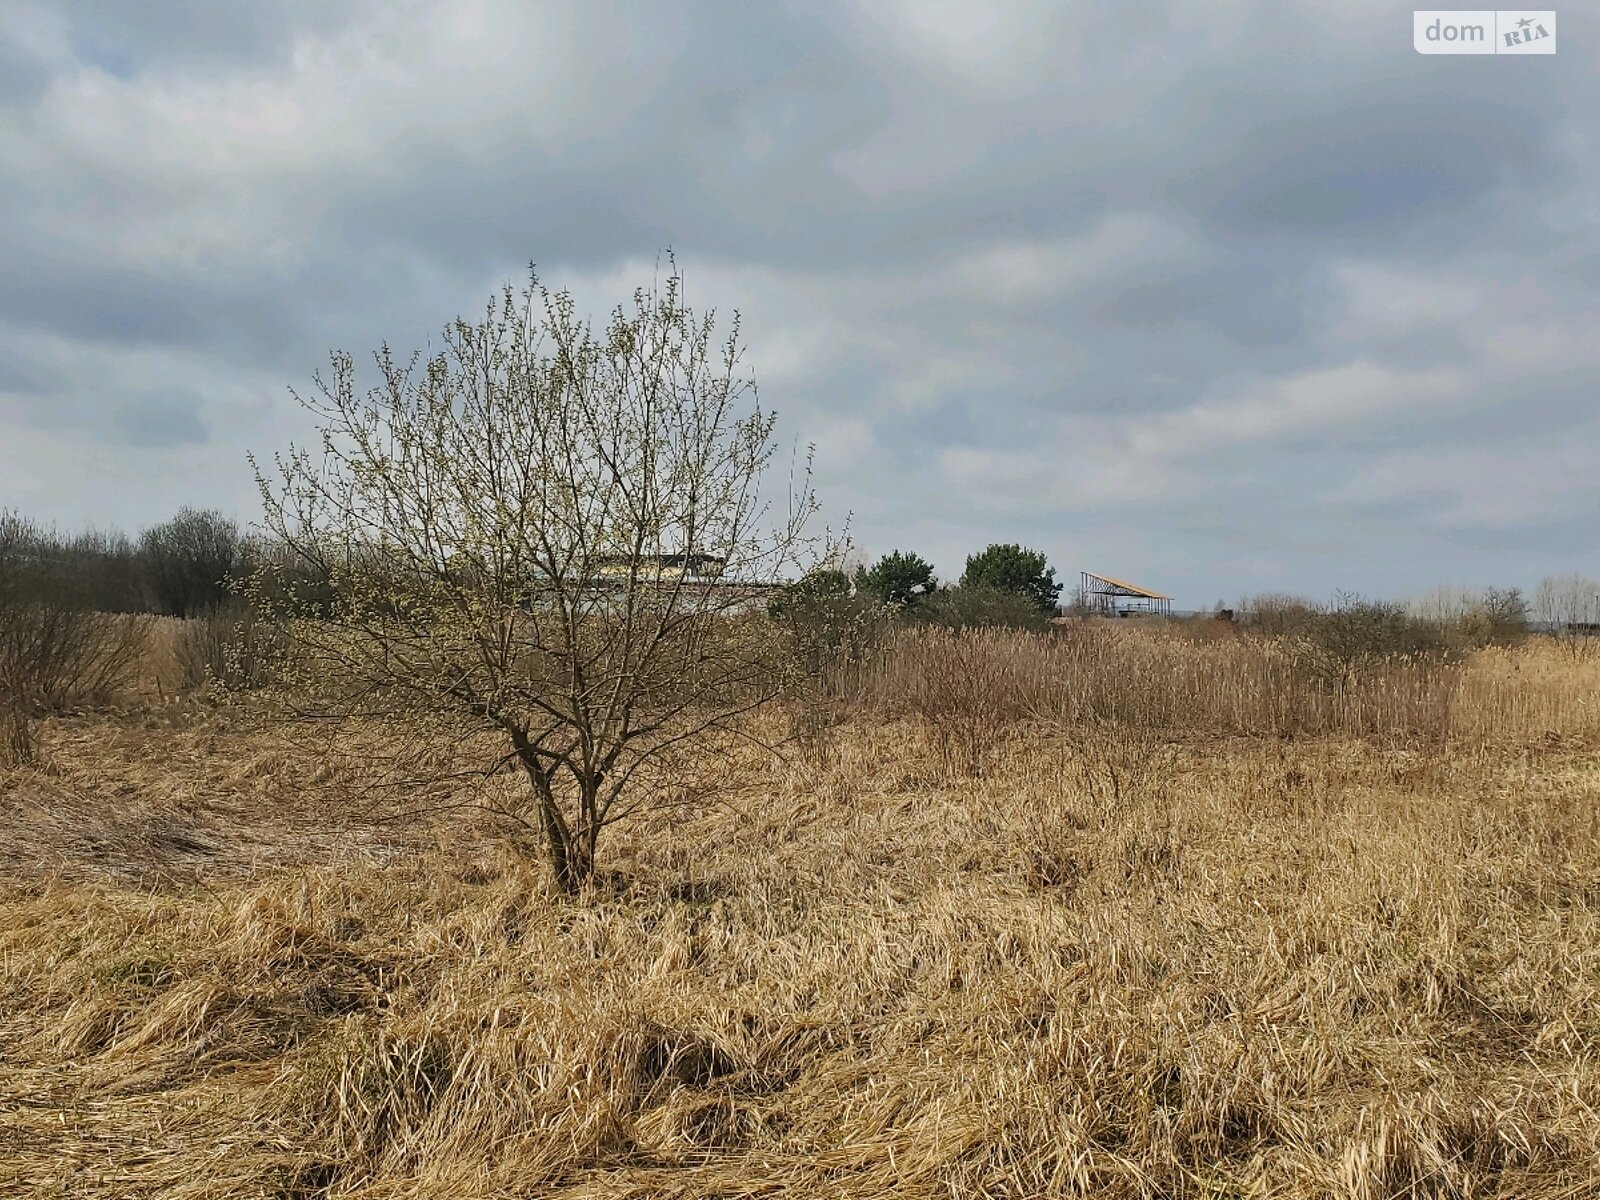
top-left (1082, 571), bottom-right (1171, 601)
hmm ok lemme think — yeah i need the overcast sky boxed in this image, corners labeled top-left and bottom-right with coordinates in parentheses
top-left (1, 1), bottom-right (1595, 606)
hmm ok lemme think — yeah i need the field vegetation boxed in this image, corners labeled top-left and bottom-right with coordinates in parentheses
top-left (3, 614), bottom-right (1599, 1198)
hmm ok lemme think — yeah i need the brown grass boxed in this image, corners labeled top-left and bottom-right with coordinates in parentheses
top-left (838, 624), bottom-right (1600, 745)
top-left (2, 627), bottom-right (1599, 1197)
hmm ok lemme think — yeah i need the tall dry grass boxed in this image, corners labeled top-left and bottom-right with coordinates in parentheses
top-left (834, 624), bottom-right (1600, 747)
top-left (2, 624), bottom-right (1600, 1197)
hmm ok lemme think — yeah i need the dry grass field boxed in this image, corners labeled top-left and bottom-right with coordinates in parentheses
top-left (3, 624), bottom-right (1600, 1198)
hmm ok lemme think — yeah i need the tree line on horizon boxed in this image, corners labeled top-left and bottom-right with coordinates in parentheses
top-left (0, 508), bottom-right (1072, 621)
top-left (0, 506), bottom-right (249, 620)
top-left (4, 504), bottom-right (1599, 636)
top-left (773, 543), bottom-right (1064, 630)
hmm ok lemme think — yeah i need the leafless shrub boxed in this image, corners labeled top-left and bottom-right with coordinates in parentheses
top-left (1, 512), bottom-right (148, 764)
top-left (167, 605), bottom-right (287, 692)
top-left (768, 568), bottom-right (888, 698)
top-left (1410, 585), bottom-right (1529, 650)
top-left (1237, 592), bottom-right (1324, 638)
top-left (913, 584), bottom-right (1053, 632)
top-left (1285, 593), bottom-right (1453, 690)
top-left (1534, 574), bottom-right (1600, 656)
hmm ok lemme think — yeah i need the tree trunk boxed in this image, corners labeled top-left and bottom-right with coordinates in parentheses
top-left (537, 793), bottom-right (581, 893)
top-left (559, 833), bottom-right (595, 894)
top-left (523, 767), bottom-right (598, 894)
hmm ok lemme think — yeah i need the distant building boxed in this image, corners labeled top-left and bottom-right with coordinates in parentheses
top-left (592, 553), bottom-right (726, 581)
top-left (583, 553), bottom-right (779, 613)
top-left (1078, 571), bottom-right (1172, 617)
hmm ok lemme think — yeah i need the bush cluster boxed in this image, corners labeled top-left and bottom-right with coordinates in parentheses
top-left (769, 543), bottom-right (1064, 690)
top-left (1237, 589), bottom-right (1528, 685)
top-left (0, 508), bottom-right (298, 760)
top-left (0, 513), bottom-right (149, 763)
top-left (0, 506), bottom-right (250, 618)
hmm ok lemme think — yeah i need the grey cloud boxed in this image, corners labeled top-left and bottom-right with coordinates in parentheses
top-left (0, 40), bottom-right (53, 104)
top-left (112, 395), bottom-right (209, 447)
top-left (0, 0), bottom-right (1597, 605)
top-left (50, 0), bottom-right (364, 73)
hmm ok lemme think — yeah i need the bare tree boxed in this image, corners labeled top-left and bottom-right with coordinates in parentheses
top-left (140, 507), bottom-right (247, 617)
top-left (1408, 585), bottom-right (1527, 649)
top-left (1533, 574), bottom-right (1600, 653)
top-left (250, 263), bottom-right (825, 891)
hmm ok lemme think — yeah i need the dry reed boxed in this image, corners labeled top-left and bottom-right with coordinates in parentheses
top-left (837, 624), bottom-right (1600, 747)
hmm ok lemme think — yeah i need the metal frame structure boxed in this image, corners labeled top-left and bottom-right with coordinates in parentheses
top-left (1079, 571), bottom-right (1172, 617)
